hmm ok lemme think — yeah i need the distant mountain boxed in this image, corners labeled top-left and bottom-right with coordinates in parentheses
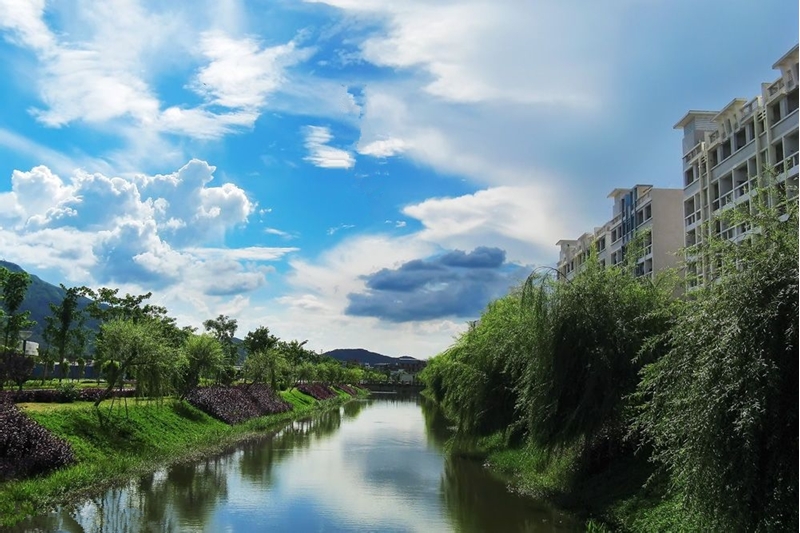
top-left (323, 348), bottom-right (422, 365)
top-left (0, 260), bottom-right (100, 345)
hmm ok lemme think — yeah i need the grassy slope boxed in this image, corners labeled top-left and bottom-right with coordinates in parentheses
top-left (0, 388), bottom-right (363, 527)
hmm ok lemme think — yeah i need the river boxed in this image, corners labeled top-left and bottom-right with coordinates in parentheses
top-left (13, 395), bottom-right (582, 532)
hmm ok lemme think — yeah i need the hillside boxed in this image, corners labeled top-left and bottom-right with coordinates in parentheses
top-left (0, 260), bottom-right (99, 345)
top-left (323, 348), bottom-right (422, 365)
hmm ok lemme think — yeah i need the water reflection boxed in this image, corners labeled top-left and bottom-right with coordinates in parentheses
top-left (12, 396), bottom-right (581, 533)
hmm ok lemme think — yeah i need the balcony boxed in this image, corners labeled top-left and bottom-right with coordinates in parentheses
top-left (685, 210), bottom-right (702, 227)
top-left (767, 78), bottom-right (785, 99)
top-left (771, 108), bottom-right (798, 139)
top-left (709, 131), bottom-right (719, 143)
top-left (740, 97), bottom-right (759, 120)
top-left (683, 142), bottom-right (704, 164)
top-left (775, 151), bottom-right (799, 176)
top-left (712, 189), bottom-right (734, 211)
top-left (635, 189), bottom-right (652, 209)
top-left (733, 180), bottom-right (751, 200)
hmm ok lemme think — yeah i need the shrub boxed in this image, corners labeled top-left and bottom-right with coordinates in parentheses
top-left (297, 383), bottom-right (337, 401)
top-left (0, 401), bottom-right (75, 481)
top-left (55, 382), bottom-right (79, 403)
top-left (185, 384), bottom-right (292, 425)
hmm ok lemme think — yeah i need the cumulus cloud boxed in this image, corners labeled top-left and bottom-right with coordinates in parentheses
top-left (0, 160), bottom-right (288, 296)
top-left (346, 247), bottom-right (521, 322)
top-left (303, 126), bottom-right (356, 169)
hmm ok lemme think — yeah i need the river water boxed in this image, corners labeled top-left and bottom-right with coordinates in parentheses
top-left (14, 395), bottom-right (582, 533)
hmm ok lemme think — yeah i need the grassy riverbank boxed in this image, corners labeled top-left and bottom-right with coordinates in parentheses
top-left (464, 433), bottom-right (688, 532)
top-left (0, 389), bottom-right (362, 527)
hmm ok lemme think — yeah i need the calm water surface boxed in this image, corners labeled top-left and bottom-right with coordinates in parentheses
top-left (15, 396), bottom-right (582, 532)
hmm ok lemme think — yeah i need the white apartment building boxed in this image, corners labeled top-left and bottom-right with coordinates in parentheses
top-left (557, 184), bottom-right (684, 281)
top-left (674, 45), bottom-right (799, 287)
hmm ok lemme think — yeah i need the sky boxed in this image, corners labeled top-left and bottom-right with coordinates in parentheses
top-left (0, 0), bottom-right (797, 359)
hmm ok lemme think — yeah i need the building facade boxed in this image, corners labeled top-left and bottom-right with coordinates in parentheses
top-left (674, 45), bottom-right (799, 287)
top-left (557, 184), bottom-right (684, 280)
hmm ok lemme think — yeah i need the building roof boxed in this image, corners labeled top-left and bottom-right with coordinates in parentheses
top-left (713, 98), bottom-right (748, 122)
top-left (772, 44), bottom-right (799, 70)
top-left (673, 110), bottom-right (718, 130)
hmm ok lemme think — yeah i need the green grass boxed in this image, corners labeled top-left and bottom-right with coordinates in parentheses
top-left (0, 388), bottom-right (357, 527)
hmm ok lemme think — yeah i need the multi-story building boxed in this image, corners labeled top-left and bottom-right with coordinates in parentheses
top-left (674, 45), bottom-right (799, 287)
top-left (557, 184), bottom-right (684, 281)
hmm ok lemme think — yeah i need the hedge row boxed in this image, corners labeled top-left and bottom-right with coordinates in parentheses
top-left (185, 384), bottom-right (292, 425)
top-left (0, 401), bottom-right (75, 481)
top-left (0, 387), bottom-right (136, 404)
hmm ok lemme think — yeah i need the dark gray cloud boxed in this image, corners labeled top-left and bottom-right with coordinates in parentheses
top-left (439, 246), bottom-right (505, 268)
top-left (346, 247), bottom-right (525, 322)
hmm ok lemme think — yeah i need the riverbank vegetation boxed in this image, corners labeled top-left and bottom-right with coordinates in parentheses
top-left (420, 182), bottom-right (798, 532)
top-left (0, 261), bottom-right (375, 528)
top-left (0, 384), bottom-right (365, 527)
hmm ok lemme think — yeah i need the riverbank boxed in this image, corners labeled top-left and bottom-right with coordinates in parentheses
top-left (450, 430), bottom-right (685, 533)
top-left (0, 388), bottom-right (365, 528)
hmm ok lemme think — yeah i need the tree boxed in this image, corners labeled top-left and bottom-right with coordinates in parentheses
top-left (42, 286), bottom-right (87, 377)
top-left (242, 347), bottom-right (286, 390)
top-left (243, 326), bottom-right (278, 357)
top-left (0, 270), bottom-right (33, 350)
top-left (203, 314), bottom-right (238, 383)
top-left (0, 269), bottom-right (34, 390)
top-left (93, 319), bottom-right (174, 408)
top-left (174, 334), bottom-right (224, 398)
top-left (633, 179), bottom-right (798, 531)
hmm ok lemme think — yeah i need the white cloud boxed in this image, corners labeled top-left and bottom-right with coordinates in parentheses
top-left (327, 223), bottom-right (356, 236)
top-left (191, 32), bottom-right (309, 109)
top-left (357, 137), bottom-right (406, 158)
top-left (184, 246), bottom-right (298, 262)
top-left (303, 126), bottom-right (356, 169)
top-left (0, 160), bottom-right (284, 297)
top-left (308, 0), bottom-right (614, 108)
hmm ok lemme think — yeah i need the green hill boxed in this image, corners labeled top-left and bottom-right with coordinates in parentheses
top-left (0, 260), bottom-right (99, 345)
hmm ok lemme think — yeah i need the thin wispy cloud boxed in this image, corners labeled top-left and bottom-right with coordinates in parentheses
top-left (303, 126), bottom-right (356, 169)
top-left (327, 223), bottom-right (356, 236)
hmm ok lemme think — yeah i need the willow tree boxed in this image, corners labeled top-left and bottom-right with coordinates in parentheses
top-left (634, 178), bottom-right (798, 532)
top-left (514, 256), bottom-right (679, 462)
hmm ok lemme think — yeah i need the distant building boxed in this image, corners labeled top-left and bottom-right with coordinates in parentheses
top-left (674, 44), bottom-right (799, 288)
top-left (395, 356), bottom-right (426, 374)
top-left (557, 185), bottom-right (684, 280)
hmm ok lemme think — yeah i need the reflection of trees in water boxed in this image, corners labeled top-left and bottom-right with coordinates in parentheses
top-left (418, 395), bottom-right (453, 450)
top-left (165, 458), bottom-right (229, 527)
top-left (342, 398), bottom-right (368, 419)
top-left (240, 407), bottom-right (344, 485)
top-left (440, 456), bottom-right (578, 533)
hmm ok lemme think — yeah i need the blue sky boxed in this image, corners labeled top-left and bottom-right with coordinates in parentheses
top-left (0, 0), bottom-right (796, 358)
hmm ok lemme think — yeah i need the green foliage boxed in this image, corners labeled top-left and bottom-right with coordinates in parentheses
top-left (174, 334), bottom-right (224, 398)
top-left (95, 319), bottom-right (175, 406)
top-left (243, 347), bottom-right (287, 390)
top-left (42, 286), bottom-right (85, 366)
top-left (519, 258), bottom-right (678, 451)
top-left (633, 179), bottom-right (799, 532)
top-left (202, 314), bottom-right (238, 383)
top-left (0, 269), bottom-right (34, 351)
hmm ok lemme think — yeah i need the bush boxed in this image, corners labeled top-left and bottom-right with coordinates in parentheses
top-left (185, 384), bottom-right (292, 425)
top-left (297, 383), bottom-right (337, 401)
top-left (55, 382), bottom-right (79, 403)
top-left (0, 401), bottom-right (75, 481)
